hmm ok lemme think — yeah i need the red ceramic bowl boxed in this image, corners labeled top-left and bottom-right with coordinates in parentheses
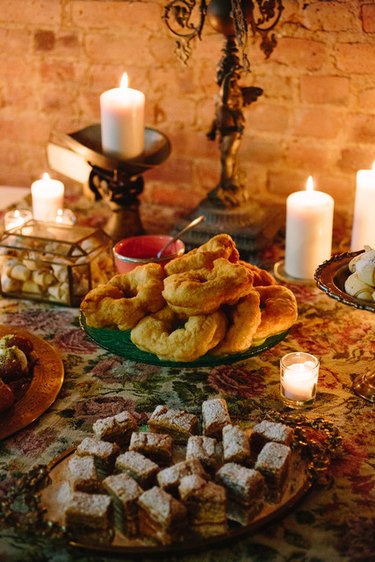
top-left (113, 234), bottom-right (185, 273)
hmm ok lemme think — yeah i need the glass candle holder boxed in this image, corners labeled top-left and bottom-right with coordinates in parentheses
top-left (4, 209), bottom-right (33, 231)
top-left (280, 352), bottom-right (320, 409)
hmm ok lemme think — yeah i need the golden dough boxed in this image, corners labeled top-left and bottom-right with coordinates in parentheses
top-left (212, 291), bottom-right (261, 355)
top-left (80, 263), bottom-right (165, 331)
top-left (162, 258), bottom-right (253, 316)
top-left (164, 233), bottom-right (239, 275)
top-left (253, 285), bottom-right (298, 343)
top-left (131, 306), bottom-right (227, 362)
top-left (239, 260), bottom-right (276, 286)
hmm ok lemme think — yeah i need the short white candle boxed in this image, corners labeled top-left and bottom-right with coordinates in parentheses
top-left (285, 176), bottom-right (334, 279)
top-left (280, 352), bottom-right (320, 407)
top-left (351, 161), bottom-right (375, 251)
top-left (31, 173), bottom-right (65, 222)
top-left (4, 209), bottom-right (32, 230)
top-left (282, 362), bottom-right (317, 401)
top-left (100, 72), bottom-right (145, 160)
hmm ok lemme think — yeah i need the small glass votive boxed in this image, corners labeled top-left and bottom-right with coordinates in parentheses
top-left (280, 352), bottom-right (320, 409)
top-left (3, 209), bottom-right (33, 231)
top-left (55, 208), bottom-right (76, 225)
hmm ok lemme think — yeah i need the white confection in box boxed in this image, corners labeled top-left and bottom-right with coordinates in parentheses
top-left (0, 220), bottom-right (114, 306)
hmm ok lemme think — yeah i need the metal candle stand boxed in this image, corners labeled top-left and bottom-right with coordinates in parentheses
top-left (48, 124), bottom-right (171, 242)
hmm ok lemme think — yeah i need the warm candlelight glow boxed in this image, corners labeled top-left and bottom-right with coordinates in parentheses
top-left (31, 173), bottom-right (65, 221)
top-left (306, 176), bottom-right (314, 191)
top-left (120, 72), bottom-right (129, 89)
top-left (42, 172), bottom-right (51, 181)
top-left (100, 71), bottom-right (145, 160)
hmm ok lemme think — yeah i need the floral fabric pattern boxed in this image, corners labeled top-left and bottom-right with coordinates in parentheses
top-left (0, 203), bottom-right (374, 562)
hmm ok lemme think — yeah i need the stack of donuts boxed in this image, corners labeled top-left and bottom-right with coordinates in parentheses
top-left (80, 234), bottom-right (298, 362)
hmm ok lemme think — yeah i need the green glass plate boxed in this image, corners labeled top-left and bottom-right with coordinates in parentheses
top-left (80, 313), bottom-right (288, 367)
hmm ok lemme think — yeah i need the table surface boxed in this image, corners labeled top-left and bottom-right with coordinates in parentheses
top-left (0, 194), bottom-right (374, 562)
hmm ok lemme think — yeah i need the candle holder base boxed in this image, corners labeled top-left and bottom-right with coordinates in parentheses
top-left (48, 124), bottom-right (171, 242)
top-left (274, 260), bottom-right (316, 286)
top-left (352, 372), bottom-right (375, 403)
top-left (280, 395), bottom-right (316, 410)
top-left (170, 199), bottom-right (284, 263)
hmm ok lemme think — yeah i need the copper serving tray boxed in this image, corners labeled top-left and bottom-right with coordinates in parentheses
top-left (0, 326), bottom-right (64, 440)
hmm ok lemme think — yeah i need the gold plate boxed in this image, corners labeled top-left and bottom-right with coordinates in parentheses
top-left (40, 445), bottom-right (310, 554)
top-left (0, 325), bottom-right (64, 440)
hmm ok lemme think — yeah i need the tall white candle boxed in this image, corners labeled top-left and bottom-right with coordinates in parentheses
top-left (100, 73), bottom-right (145, 160)
top-left (285, 177), bottom-right (334, 279)
top-left (31, 173), bottom-right (64, 222)
top-left (351, 161), bottom-right (375, 251)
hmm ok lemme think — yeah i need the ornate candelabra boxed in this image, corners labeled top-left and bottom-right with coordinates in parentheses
top-left (163, 0), bottom-right (284, 258)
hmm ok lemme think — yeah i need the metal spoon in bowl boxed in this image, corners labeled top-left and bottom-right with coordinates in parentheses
top-left (156, 215), bottom-right (205, 259)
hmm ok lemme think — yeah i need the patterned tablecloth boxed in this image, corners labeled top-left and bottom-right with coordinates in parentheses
top-left (0, 197), bottom-right (374, 562)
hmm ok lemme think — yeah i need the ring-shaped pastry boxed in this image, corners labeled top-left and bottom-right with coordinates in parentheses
top-left (164, 233), bottom-right (239, 275)
top-left (212, 291), bottom-right (261, 355)
top-left (130, 306), bottom-right (227, 362)
top-left (80, 263), bottom-right (165, 331)
top-left (239, 260), bottom-right (276, 286)
top-left (252, 285), bottom-right (298, 343)
top-left (162, 258), bottom-right (253, 316)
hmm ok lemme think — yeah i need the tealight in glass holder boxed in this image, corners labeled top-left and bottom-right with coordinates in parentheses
top-left (280, 352), bottom-right (320, 409)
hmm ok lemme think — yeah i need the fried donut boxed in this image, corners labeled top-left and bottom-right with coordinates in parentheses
top-left (130, 306), bottom-right (227, 362)
top-left (162, 258), bottom-right (253, 316)
top-left (212, 291), bottom-right (261, 355)
top-left (80, 263), bottom-right (165, 331)
top-left (239, 260), bottom-right (276, 286)
top-left (253, 285), bottom-right (298, 343)
top-left (164, 233), bottom-right (239, 275)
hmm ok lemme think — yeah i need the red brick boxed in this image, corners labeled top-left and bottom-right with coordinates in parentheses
top-left (293, 107), bottom-right (342, 138)
top-left (268, 170), bottom-right (308, 198)
top-left (358, 88), bottom-right (375, 112)
top-left (250, 104), bottom-right (290, 133)
top-left (362, 4), bottom-right (375, 33)
top-left (85, 33), bottom-right (154, 66)
top-left (302, 2), bottom-right (359, 32)
top-left (0, 116), bottom-right (50, 143)
top-left (0, 1), bottom-right (60, 25)
top-left (72, 1), bottom-right (162, 32)
top-left (338, 147), bottom-right (375, 173)
top-left (300, 76), bottom-right (350, 105)
top-left (284, 141), bottom-right (332, 170)
top-left (239, 138), bottom-right (283, 164)
top-left (0, 57), bottom-right (34, 82)
top-left (42, 88), bottom-right (78, 113)
top-left (348, 114), bottom-right (375, 143)
top-left (318, 174), bottom-right (354, 207)
top-left (272, 38), bottom-right (326, 71)
top-left (40, 60), bottom-right (83, 83)
top-left (336, 43), bottom-right (375, 74)
top-left (0, 29), bottom-right (32, 55)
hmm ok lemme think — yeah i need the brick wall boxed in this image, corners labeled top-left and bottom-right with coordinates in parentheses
top-left (0, 0), bottom-right (374, 230)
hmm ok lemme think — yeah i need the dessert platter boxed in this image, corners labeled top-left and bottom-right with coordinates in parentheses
top-left (314, 248), bottom-right (375, 312)
top-left (0, 325), bottom-right (64, 440)
top-left (80, 234), bottom-right (298, 366)
top-left (38, 398), bottom-right (340, 554)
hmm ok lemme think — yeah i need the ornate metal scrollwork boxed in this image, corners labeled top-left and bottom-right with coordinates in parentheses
top-left (163, 0), bottom-right (284, 64)
top-left (163, 0), bottom-right (208, 64)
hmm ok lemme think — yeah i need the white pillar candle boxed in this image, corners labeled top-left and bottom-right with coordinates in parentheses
top-left (285, 176), bottom-right (334, 279)
top-left (31, 173), bottom-right (65, 222)
top-left (100, 73), bottom-right (145, 160)
top-left (351, 161), bottom-right (375, 251)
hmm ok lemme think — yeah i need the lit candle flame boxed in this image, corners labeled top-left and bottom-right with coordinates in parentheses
top-left (120, 73), bottom-right (129, 89)
top-left (306, 176), bottom-right (314, 192)
top-left (42, 172), bottom-right (51, 181)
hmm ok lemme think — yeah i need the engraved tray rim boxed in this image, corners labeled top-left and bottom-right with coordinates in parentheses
top-left (0, 325), bottom-right (64, 440)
